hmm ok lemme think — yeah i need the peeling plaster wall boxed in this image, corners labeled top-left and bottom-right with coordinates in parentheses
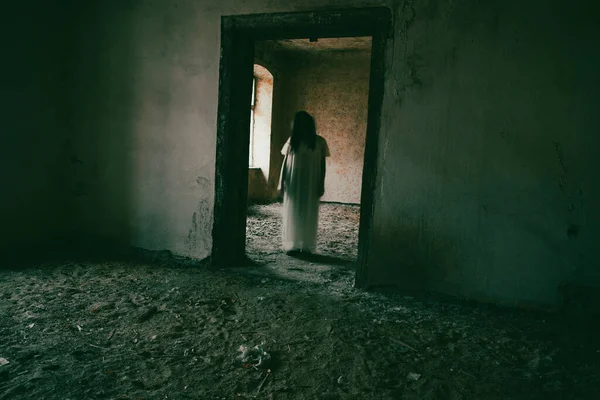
top-left (1, 1), bottom-right (71, 255)
top-left (276, 50), bottom-right (371, 204)
top-left (68, 0), bottom-right (600, 306)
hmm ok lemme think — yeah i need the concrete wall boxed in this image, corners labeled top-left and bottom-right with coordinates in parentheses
top-left (1, 1), bottom-right (71, 257)
top-left (67, 0), bottom-right (600, 307)
top-left (275, 50), bottom-right (371, 204)
top-left (68, 1), bottom-right (217, 256)
top-left (370, 0), bottom-right (600, 307)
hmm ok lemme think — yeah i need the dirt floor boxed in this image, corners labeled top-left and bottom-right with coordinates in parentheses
top-left (1, 203), bottom-right (599, 399)
top-left (244, 203), bottom-right (360, 284)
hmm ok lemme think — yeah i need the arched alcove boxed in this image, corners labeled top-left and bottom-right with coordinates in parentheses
top-left (248, 63), bottom-right (274, 202)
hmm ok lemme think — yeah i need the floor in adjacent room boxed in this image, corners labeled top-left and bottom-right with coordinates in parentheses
top-left (1, 203), bottom-right (599, 399)
top-left (244, 203), bottom-right (359, 285)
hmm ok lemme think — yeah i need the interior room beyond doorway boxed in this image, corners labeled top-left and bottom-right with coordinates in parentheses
top-left (246, 36), bottom-right (372, 280)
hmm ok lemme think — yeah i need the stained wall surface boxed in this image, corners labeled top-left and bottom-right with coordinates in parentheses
top-left (370, 0), bottom-right (600, 306)
top-left (274, 50), bottom-right (371, 204)
top-left (65, 0), bottom-right (600, 306)
top-left (1, 1), bottom-right (71, 256)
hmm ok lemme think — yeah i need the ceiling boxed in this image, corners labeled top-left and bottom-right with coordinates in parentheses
top-left (271, 36), bottom-right (372, 53)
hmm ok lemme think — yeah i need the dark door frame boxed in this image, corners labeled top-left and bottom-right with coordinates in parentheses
top-left (212, 7), bottom-right (392, 288)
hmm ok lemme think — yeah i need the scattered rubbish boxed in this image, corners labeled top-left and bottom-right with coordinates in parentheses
top-left (151, 335), bottom-right (158, 341)
top-left (76, 324), bottom-right (83, 332)
top-left (408, 372), bottom-right (421, 381)
top-left (231, 292), bottom-right (241, 304)
top-left (0, 358), bottom-right (9, 366)
top-left (256, 369), bottom-right (271, 394)
top-left (28, 323), bottom-right (35, 329)
top-left (258, 297), bottom-right (265, 301)
top-left (238, 344), bottom-right (271, 368)
top-left (391, 338), bottom-right (419, 353)
top-left (337, 375), bottom-right (344, 384)
top-left (90, 302), bottom-right (115, 314)
top-left (107, 330), bottom-right (115, 340)
top-left (137, 306), bottom-right (158, 323)
top-left (460, 370), bottom-right (476, 379)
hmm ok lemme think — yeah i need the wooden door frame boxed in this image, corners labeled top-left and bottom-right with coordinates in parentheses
top-left (212, 7), bottom-right (392, 288)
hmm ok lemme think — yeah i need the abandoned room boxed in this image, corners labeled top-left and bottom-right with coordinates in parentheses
top-left (245, 37), bottom-right (370, 278)
top-left (1, 0), bottom-right (599, 399)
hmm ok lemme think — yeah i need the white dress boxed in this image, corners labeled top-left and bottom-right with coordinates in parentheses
top-left (278, 135), bottom-right (330, 252)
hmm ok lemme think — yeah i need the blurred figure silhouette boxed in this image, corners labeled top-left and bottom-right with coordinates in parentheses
top-left (278, 111), bottom-right (330, 255)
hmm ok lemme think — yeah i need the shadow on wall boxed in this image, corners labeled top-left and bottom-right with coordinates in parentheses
top-left (369, 219), bottom-right (460, 293)
top-left (1, 0), bottom-right (73, 261)
top-left (559, 282), bottom-right (600, 332)
top-left (67, 2), bottom-right (141, 249)
top-left (248, 168), bottom-right (269, 204)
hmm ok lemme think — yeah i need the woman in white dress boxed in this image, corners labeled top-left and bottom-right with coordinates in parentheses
top-left (278, 111), bottom-right (330, 255)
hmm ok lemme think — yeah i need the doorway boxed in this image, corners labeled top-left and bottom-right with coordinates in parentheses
top-left (212, 7), bottom-right (391, 288)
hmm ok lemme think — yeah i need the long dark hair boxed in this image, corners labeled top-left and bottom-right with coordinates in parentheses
top-left (290, 111), bottom-right (316, 151)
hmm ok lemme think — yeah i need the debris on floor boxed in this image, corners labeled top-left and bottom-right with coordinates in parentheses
top-left (407, 372), bottom-right (421, 381)
top-left (1, 261), bottom-right (599, 399)
top-left (0, 203), bottom-right (598, 399)
top-left (245, 203), bottom-right (359, 285)
top-left (246, 203), bottom-right (360, 262)
top-left (238, 344), bottom-right (271, 368)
